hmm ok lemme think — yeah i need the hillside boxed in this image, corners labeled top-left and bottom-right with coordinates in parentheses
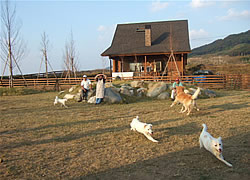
top-left (190, 30), bottom-right (250, 57)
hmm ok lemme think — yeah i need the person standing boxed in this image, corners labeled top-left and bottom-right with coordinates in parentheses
top-left (171, 78), bottom-right (183, 100)
top-left (95, 74), bottom-right (106, 104)
top-left (78, 75), bottom-right (92, 102)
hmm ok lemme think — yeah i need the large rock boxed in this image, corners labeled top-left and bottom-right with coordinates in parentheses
top-left (131, 81), bottom-right (144, 88)
top-left (147, 82), bottom-right (168, 98)
top-left (120, 86), bottom-right (134, 96)
top-left (104, 88), bottom-right (123, 103)
top-left (137, 88), bottom-right (147, 97)
top-left (157, 92), bottom-right (169, 100)
top-left (69, 86), bottom-right (77, 93)
top-left (204, 89), bottom-right (216, 98)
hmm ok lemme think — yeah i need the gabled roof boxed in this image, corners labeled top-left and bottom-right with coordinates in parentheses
top-left (101, 20), bottom-right (191, 57)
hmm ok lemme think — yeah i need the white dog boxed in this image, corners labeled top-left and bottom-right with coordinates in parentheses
top-left (130, 116), bottom-right (158, 143)
top-left (199, 124), bottom-right (232, 167)
top-left (54, 96), bottom-right (68, 108)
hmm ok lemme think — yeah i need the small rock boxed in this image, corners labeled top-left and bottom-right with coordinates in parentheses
top-left (105, 82), bottom-right (113, 88)
top-left (63, 94), bottom-right (75, 100)
top-left (88, 96), bottom-right (96, 103)
top-left (184, 89), bottom-right (190, 94)
top-left (131, 81), bottom-right (144, 88)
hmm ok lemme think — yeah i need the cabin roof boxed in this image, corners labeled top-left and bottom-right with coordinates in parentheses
top-left (101, 20), bottom-right (191, 57)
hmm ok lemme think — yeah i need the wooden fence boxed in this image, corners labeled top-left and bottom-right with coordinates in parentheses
top-left (0, 74), bottom-right (249, 90)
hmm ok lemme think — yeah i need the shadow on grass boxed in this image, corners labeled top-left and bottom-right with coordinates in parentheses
top-left (208, 102), bottom-right (250, 112)
top-left (157, 122), bottom-right (200, 136)
top-left (0, 114), bottom-right (135, 136)
top-left (2, 125), bottom-right (129, 150)
top-left (78, 133), bottom-right (250, 180)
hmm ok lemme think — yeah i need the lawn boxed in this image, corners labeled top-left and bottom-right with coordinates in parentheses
top-left (0, 90), bottom-right (249, 180)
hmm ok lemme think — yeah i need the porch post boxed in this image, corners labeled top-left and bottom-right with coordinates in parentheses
top-left (181, 54), bottom-right (184, 76)
top-left (109, 58), bottom-right (112, 77)
top-left (112, 59), bottom-right (116, 72)
top-left (144, 56), bottom-right (147, 76)
top-left (118, 58), bottom-right (121, 72)
top-left (121, 56), bottom-right (124, 72)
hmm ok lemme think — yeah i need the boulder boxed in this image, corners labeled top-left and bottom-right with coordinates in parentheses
top-left (63, 94), bottom-right (75, 100)
top-left (105, 82), bottom-right (113, 88)
top-left (131, 81), bottom-right (144, 88)
top-left (111, 87), bottom-right (121, 93)
top-left (157, 92), bottom-right (169, 100)
top-left (104, 88), bottom-right (123, 103)
top-left (74, 92), bottom-right (81, 101)
top-left (69, 86), bottom-right (77, 93)
top-left (137, 88), bottom-right (147, 97)
top-left (120, 86), bottom-right (133, 96)
top-left (88, 96), bottom-right (96, 103)
top-left (204, 89), bottom-right (216, 98)
top-left (147, 82), bottom-right (168, 98)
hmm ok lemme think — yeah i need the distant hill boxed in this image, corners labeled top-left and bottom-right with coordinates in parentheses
top-left (190, 30), bottom-right (250, 57)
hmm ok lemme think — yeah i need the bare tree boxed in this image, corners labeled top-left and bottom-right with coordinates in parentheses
top-left (63, 31), bottom-right (79, 79)
top-left (39, 32), bottom-right (57, 84)
top-left (40, 32), bottom-right (49, 80)
top-left (0, 0), bottom-right (26, 87)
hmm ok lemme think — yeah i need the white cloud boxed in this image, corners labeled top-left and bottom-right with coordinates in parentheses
top-left (97, 24), bottom-right (116, 42)
top-left (97, 25), bottom-right (106, 32)
top-left (150, 0), bottom-right (169, 13)
top-left (190, 0), bottom-right (214, 8)
top-left (190, 29), bottom-right (210, 48)
top-left (190, 29), bottom-right (209, 40)
top-left (219, 8), bottom-right (250, 21)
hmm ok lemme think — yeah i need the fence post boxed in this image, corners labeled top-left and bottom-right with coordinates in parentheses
top-left (54, 79), bottom-right (60, 91)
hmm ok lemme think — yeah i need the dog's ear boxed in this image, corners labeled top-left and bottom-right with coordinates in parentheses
top-left (136, 116), bottom-right (139, 119)
top-left (218, 137), bottom-right (222, 141)
top-left (144, 125), bottom-right (147, 129)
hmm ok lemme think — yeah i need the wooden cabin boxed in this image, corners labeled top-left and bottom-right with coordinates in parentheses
top-left (101, 20), bottom-right (191, 78)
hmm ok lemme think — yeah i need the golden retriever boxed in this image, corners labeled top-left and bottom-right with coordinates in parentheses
top-left (170, 86), bottom-right (200, 115)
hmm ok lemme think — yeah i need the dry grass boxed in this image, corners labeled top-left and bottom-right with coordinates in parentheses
top-left (0, 90), bottom-right (249, 180)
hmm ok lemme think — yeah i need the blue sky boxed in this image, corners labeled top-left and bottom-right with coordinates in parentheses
top-left (1, 0), bottom-right (250, 74)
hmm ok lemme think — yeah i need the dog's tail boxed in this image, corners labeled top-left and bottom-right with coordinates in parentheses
top-left (192, 87), bottom-right (201, 100)
top-left (202, 124), bottom-right (207, 132)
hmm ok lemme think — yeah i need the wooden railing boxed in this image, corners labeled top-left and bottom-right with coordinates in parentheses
top-left (0, 74), bottom-right (249, 90)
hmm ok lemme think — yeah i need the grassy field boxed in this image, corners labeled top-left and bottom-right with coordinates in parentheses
top-left (0, 90), bottom-right (249, 180)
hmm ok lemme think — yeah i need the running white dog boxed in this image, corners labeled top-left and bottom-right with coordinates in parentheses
top-left (130, 116), bottom-right (158, 143)
top-left (199, 124), bottom-right (232, 167)
top-left (54, 96), bottom-right (68, 108)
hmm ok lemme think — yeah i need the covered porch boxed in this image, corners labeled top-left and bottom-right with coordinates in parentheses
top-left (111, 53), bottom-right (187, 77)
